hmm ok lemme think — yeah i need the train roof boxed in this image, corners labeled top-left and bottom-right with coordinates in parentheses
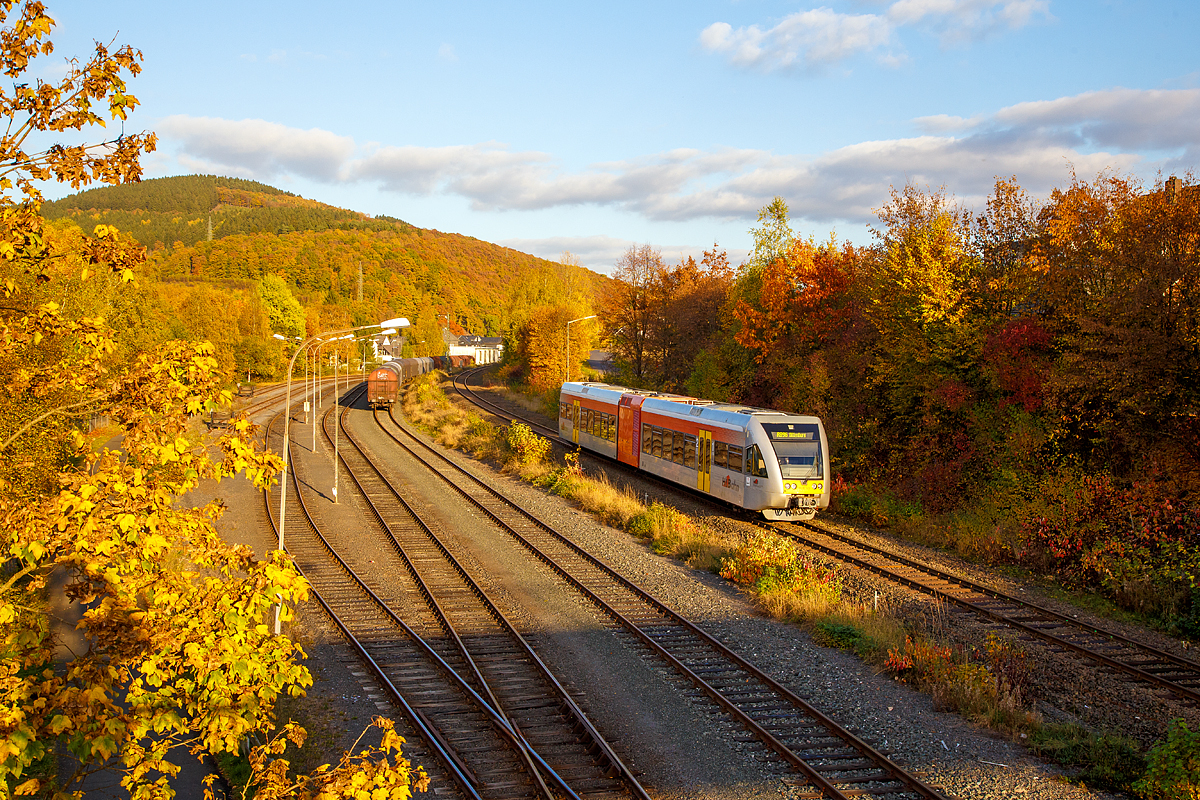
top-left (560, 381), bottom-right (819, 426)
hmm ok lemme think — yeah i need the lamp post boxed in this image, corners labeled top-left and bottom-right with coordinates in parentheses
top-left (272, 333), bottom-right (302, 413)
top-left (564, 315), bottom-right (598, 384)
top-left (274, 317), bottom-right (409, 634)
top-left (313, 333), bottom-right (352, 454)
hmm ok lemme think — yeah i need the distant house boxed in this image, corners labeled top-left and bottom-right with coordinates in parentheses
top-left (371, 328), bottom-right (504, 364)
top-left (451, 333), bottom-right (505, 364)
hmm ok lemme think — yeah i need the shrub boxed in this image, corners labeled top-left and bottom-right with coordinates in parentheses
top-left (1136, 719), bottom-right (1200, 799)
top-left (506, 422), bottom-right (550, 466)
top-left (812, 620), bottom-right (861, 649)
top-left (1031, 723), bottom-right (1144, 793)
top-left (1018, 468), bottom-right (1200, 619)
top-left (984, 633), bottom-right (1031, 706)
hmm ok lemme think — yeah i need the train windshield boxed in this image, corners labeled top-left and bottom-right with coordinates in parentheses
top-left (761, 423), bottom-right (822, 478)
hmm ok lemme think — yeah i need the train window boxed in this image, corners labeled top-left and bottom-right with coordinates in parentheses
top-left (642, 424), bottom-right (652, 454)
top-left (659, 429), bottom-right (671, 459)
top-left (713, 441), bottom-right (727, 469)
top-left (746, 444), bottom-right (769, 478)
top-left (727, 444), bottom-right (743, 473)
top-left (560, 403), bottom-right (569, 419)
top-left (671, 431), bottom-right (686, 464)
top-left (683, 434), bottom-right (697, 469)
top-left (608, 414), bottom-right (617, 442)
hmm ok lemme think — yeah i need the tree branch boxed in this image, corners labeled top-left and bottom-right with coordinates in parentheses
top-left (0, 395), bottom-right (106, 452)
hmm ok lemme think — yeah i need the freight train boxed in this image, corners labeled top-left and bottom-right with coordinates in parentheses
top-left (558, 381), bottom-right (829, 520)
top-left (366, 355), bottom-right (475, 408)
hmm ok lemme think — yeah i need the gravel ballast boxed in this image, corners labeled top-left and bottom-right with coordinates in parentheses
top-left (201, 384), bottom-right (1139, 800)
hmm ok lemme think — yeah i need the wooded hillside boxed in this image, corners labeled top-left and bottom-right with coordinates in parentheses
top-left (42, 174), bottom-right (610, 374)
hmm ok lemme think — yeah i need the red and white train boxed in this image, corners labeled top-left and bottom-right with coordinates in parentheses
top-left (558, 381), bottom-right (829, 519)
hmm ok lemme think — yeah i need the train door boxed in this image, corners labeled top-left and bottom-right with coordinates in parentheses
top-left (616, 394), bottom-right (645, 467)
top-left (572, 400), bottom-right (580, 444)
top-left (697, 430), bottom-right (712, 492)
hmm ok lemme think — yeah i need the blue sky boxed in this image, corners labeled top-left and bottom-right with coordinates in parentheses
top-left (39, 1), bottom-right (1200, 273)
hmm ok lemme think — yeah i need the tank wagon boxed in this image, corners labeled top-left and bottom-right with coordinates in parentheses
top-left (558, 381), bottom-right (829, 520)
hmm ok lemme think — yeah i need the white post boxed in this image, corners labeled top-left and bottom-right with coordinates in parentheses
top-left (333, 352), bottom-right (340, 505)
top-left (311, 344), bottom-right (318, 455)
top-left (273, 318), bottom-right (409, 635)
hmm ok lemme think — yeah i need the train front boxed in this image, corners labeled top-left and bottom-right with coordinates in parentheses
top-left (746, 416), bottom-right (830, 520)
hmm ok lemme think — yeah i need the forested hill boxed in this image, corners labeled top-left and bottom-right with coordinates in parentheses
top-left (43, 174), bottom-right (403, 246)
top-left (42, 175), bottom-right (607, 340)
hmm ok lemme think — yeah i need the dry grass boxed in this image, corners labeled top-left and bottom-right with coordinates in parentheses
top-left (570, 473), bottom-right (645, 528)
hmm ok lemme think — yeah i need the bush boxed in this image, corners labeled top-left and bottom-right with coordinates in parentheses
top-left (812, 620), bottom-right (861, 649)
top-left (506, 422), bottom-right (549, 466)
top-left (1018, 469), bottom-right (1200, 619)
top-left (1136, 719), bottom-right (1200, 799)
top-left (1031, 723), bottom-right (1144, 793)
top-left (831, 481), bottom-right (922, 528)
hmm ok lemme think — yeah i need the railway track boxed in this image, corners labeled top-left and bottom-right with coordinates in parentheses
top-left (769, 519), bottom-right (1200, 706)
top-left (265, 403), bottom-right (601, 800)
top-left (328, 386), bottom-right (650, 800)
top-left (449, 367), bottom-right (1200, 710)
top-left (374, 393), bottom-right (951, 800)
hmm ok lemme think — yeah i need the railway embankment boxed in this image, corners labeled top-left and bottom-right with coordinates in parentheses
top-left (436, 368), bottom-right (1200, 798)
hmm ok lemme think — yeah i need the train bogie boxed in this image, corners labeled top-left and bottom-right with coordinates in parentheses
top-left (559, 381), bottom-right (829, 519)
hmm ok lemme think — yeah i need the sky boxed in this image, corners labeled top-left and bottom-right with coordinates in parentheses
top-left (37, 1), bottom-right (1200, 273)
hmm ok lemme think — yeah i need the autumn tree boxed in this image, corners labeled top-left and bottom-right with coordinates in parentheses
top-left (259, 273), bottom-right (306, 337)
top-left (603, 244), bottom-right (661, 384)
top-left (0, 5), bottom-right (425, 797)
top-left (969, 177), bottom-right (1041, 319)
top-left (644, 247), bottom-right (734, 393)
top-left (509, 304), bottom-right (594, 392)
top-left (1037, 171), bottom-right (1200, 484)
top-left (746, 196), bottom-right (795, 275)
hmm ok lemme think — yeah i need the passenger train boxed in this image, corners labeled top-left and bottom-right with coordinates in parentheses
top-left (558, 381), bottom-right (829, 520)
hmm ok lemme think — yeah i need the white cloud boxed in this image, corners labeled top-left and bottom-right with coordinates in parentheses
top-left (497, 235), bottom-right (748, 275)
top-left (699, 9), bottom-right (892, 72)
top-left (438, 43), bottom-right (457, 62)
top-left (158, 116), bottom-right (354, 182)
top-left (700, 0), bottom-right (1051, 72)
top-left (158, 87), bottom-right (1199, 229)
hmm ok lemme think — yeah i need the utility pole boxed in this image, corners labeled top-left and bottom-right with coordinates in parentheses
top-left (357, 261), bottom-right (363, 303)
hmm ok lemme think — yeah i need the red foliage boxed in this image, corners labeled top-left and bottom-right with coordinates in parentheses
top-left (734, 239), bottom-right (858, 361)
top-left (1020, 472), bottom-right (1200, 596)
top-left (931, 378), bottom-right (972, 413)
top-left (982, 317), bottom-right (1051, 413)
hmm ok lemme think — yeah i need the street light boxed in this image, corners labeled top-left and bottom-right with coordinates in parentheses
top-left (331, 326), bottom-right (398, 506)
top-left (275, 316), bottom-right (409, 634)
top-left (565, 315), bottom-right (598, 384)
top-left (313, 333), bottom-right (352, 453)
